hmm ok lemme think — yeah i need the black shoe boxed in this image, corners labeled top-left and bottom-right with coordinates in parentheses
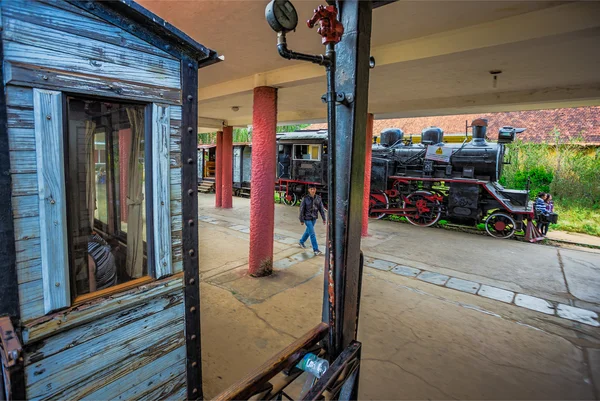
top-left (299, 242), bottom-right (307, 249)
top-left (314, 250), bottom-right (323, 256)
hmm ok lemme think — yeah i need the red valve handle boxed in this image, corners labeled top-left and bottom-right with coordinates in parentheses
top-left (307, 5), bottom-right (344, 45)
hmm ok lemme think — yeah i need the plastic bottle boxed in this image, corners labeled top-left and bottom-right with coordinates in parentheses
top-left (296, 353), bottom-right (329, 378)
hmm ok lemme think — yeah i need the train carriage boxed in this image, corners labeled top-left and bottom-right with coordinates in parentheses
top-left (0, 1), bottom-right (219, 398)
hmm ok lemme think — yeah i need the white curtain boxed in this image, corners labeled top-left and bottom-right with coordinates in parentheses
top-left (125, 108), bottom-right (145, 278)
top-left (84, 120), bottom-right (97, 230)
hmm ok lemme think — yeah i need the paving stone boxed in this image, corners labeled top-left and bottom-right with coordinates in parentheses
top-left (238, 227), bottom-right (250, 233)
top-left (366, 259), bottom-right (397, 271)
top-left (514, 294), bottom-right (555, 315)
top-left (556, 304), bottom-right (599, 327)
top-left (228, 224), bottom-right (248, 231)
top-left (291, 252), bottom-right (312, 262)
top-left (446, 278), bottom-right (480, 294)
top-left (279, 237), bottom-right (300, 245)
top-left (417, 271), bottom-right (449, 286)
top-left (273, 258), bottom-right (297, 269)
top-left (391, 265), bottom-right (421, 277)
top-left (273, 233), bottom-right (287, 241)
top-left (477, 285), bottom-right (515, 303)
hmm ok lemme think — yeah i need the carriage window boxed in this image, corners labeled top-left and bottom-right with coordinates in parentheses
top-left (293, 144), bottom-right (321, 161)
top-left (66, 98), bottom-right (148, 297)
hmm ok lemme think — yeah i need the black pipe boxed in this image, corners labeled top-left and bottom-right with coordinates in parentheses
top-left (277, 32), bottom-right (332, 67)
top-left (325, 41), bottom-right (336, 355)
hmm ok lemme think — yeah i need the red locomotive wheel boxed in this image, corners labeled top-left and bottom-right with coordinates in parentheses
top-left (282, 192), bottom-right (297, 206)
top-left (485, 212), bottom-right (516, 239)
top-left (402, 191), bottom-right (441, 227)
top-left (369, 191), bottom-right (389, 219)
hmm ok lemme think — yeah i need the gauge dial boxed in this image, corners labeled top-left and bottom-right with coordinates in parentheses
top-left (265, 0), bottom-right (298, 33)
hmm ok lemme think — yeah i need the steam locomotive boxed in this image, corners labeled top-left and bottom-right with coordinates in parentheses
top-left (368, 118), bottom-right (540, 239)
top-left (199, 119), bottom-right (547, 240)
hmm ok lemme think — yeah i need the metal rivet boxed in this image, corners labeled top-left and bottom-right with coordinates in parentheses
top-left (163, 261), bottom-right (167, 267)
top-left (187, 158), bottom-right (193, 164)
top-left (192, 362), bottom-right (197, 367)
top-left (46, 115), bottom-right (51, 120)
top-left (55, 282), bottom-right (60, 287)
top-left (50, 199), bottom-right (55, 204)
top-left (56, 320), bottom-right (61, 325)
top-left (188, 63), bottom-right (194, 69)
top-left (192, 388), bottom-right (198, 394)
top-left (159, 93), bottom-right (164, 97)
top-left (188, 249), bottom-right (195, 256)
top-left (161, 201), bottom-right (165, 205)
top-left (188, 189), bottom-right (194, 196)
top-left (187, 95), bottom-right (193, 101)
top-left (188, 219), bottom-right (194, 226)
top-left (42, 75), bottom-right (48, 80)
top-left (191, 334), bottom-right (196, 340)
top-left (187, 127), bottom-right (193, 133)
top-left (165, 44), bottom-right (171, 50)
top-left (189, 278), bottom-right (195, 285)
top-left (190, 306), bottom-right (196, 313)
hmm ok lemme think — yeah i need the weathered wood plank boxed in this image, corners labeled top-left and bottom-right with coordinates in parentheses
top-left (8, 128), bottom-right (35, 151)
top-left (25, 312), bottom-right (185, 399)
top-left (13, 216), bottom-right (40, 241)
top-left (172, 214), bottom-right (183, 232)
top-left (3, 0), bottom-right (176, 59)
top-left (82, 346), bottom-right (186, 401)
top-left (171, 182), bottom-right (183, 202)
top-left (25, 304), bottom-right (184, 396)
top-left (9, 150), bottom-right (36, 173)
top-left (173, 260), bottom-right (183, 274)
top-left (6, 85), bottom-right (33, 107)
top-left (171, 152), bottom-right (182, 168)
top-left (33, 89), bottom-right (70, 313)
top-left (170, 107), bottom-right (182, 123)
top-left (17, 259), bottom-right (42, 285)
top-left (22, 275), bottom-right (183, 343)
top-left (19, 280), bottom-right (44, 322)
top-left (15, 238), bottom-right (41, 263)
top-left (170, 199), bottom-right (182, 216)
top-left (25, 292), bottom-right (184, 364)
top-left (4, 62), bottom-right (182, 105)
top-left (170, 135), bottom-right (182, 153)
top-left (4, 27), bottom-right (181, 89)
top-left (171, 167), bottom-right (182, 186)
top-left (136, 364), bottom-right (187, 401)
top-left (7, 105), bottom-right (34, 128)
top-left (152, 104), bottom-right (173, 279)
top-left (11, 173), bottom-right (38, 196)
top-left (11, 195), bottom-right (38, 219)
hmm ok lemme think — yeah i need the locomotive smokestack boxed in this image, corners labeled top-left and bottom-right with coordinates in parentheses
top-left (471, 118), bottom-right (488, 146)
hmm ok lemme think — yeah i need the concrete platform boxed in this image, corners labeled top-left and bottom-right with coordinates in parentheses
top-left (198, 195), bottom-right (600, 399)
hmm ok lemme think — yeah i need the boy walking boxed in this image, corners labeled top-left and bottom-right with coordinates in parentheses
top-left (299, 184), bottom-right (326, 256)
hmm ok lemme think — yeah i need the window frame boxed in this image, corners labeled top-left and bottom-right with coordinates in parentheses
top-left (62, 95), bottom-right (157, 302)
top-left (29, 89), bottom-right (174, 312)
top-left (292, 144), bottom-right (321, 161)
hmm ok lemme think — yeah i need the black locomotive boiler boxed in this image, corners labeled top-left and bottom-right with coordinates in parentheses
top-left (368, 119), bottom-right (542, 239)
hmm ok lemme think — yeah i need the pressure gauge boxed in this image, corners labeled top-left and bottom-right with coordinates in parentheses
top-left (265, 0), bottom-right (298, 33)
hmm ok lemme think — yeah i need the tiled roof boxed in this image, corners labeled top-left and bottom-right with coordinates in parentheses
top-left (307, 106), bottom-right (600, 145)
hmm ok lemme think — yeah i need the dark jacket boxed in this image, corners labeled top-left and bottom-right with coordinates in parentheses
top-left (299, 194), bottom-right (326, 223)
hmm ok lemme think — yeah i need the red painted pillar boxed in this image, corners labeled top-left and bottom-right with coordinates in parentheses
top-left (362, 113), bottom-right (374, 237)
top-left (222, 126), bottom-right (233, 208)
top-left (249, 86), bottom-right (277, 277)
top-left (215, 131), bottom-right (223, 208)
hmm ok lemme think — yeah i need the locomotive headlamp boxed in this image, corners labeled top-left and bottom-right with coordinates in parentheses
top-left (265, 0), bottom-right (299, 33)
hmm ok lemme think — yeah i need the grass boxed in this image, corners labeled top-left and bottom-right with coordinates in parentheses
top-left (551, 201), bottom-right (600, 236)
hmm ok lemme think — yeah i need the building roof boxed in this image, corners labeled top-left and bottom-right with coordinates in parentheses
top-left (308, 106), bottom-right (600, 145)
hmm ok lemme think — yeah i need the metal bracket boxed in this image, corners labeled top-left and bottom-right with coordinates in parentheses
top-left (321, 92), bottom-right (354, 105)
top-left (0, 317), bottom-right (22, 369)
top-left (336, 92), bottom-right (353, 106)
top-left (0, 316), bottom-right (25, 400)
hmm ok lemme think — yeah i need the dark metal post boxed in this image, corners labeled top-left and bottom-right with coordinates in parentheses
top-left (181, 58), bottom-right (203, 400)
top-left (326, 0), bottom-right (373, 358)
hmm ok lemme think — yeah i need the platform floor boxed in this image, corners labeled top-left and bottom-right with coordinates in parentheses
top-left (198, 194), bottom-right (600, 400)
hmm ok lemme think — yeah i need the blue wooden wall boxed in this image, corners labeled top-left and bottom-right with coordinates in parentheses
top-left (3, 0), bottom-right (187, 398)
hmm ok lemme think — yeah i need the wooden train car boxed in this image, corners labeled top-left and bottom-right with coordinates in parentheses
top-left (0, 1), bottom-right (219, 398)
